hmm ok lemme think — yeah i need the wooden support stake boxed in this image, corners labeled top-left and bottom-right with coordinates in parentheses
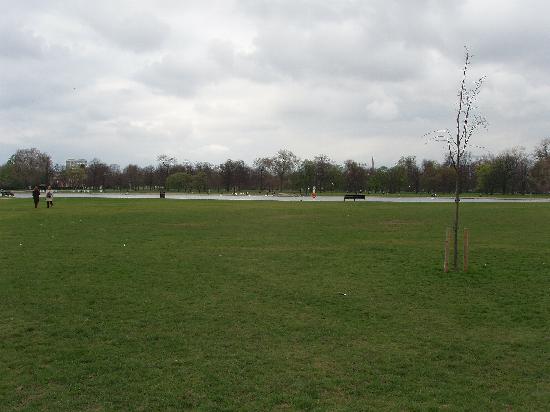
top-left (463, 228), bottom-right (470, 272)
top-left (444, 228), bottom-right (450, 273)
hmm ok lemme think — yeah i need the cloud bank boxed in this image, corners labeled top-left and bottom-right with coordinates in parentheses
top-left (1, 0), bottom-right (549, 166)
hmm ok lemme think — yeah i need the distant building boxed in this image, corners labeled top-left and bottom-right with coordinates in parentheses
top-left (66, 159), bottom-right (88, 169)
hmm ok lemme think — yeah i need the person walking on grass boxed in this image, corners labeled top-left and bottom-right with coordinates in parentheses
top-left (46, 185), bottom-right (54, 208)
top-left (32, 186), bottom-right (40, 208)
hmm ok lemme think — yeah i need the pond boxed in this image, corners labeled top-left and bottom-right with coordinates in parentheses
top-left (11, 192), bottom-right (550, 203)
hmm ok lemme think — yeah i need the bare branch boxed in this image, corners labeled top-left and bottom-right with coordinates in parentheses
top-left (424, 46), bottom-right (487, 271)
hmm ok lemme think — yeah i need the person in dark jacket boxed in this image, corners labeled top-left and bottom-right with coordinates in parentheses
top-left (32, 186), bottom-right (40, 208)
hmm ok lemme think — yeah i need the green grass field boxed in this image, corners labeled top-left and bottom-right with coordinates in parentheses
top-left (1, 198), bottom-right (548, 411)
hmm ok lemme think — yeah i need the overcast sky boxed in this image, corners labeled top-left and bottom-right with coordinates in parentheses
top-left (1, 0), bottom-right (549, 167)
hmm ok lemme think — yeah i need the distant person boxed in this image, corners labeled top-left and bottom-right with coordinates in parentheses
top-left (46, 185), bottom-right (54, 208)
top-left (32, 186), bottom-right (40, 208)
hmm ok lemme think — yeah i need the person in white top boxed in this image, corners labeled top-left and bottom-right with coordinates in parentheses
top-left (46, 185), bottom-right (54, 208)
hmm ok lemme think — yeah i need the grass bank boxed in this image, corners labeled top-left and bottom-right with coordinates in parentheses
top-left (0, 198), bottom-right (548, 410)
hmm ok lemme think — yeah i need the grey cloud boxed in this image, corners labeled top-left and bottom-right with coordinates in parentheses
top-left (247, 25), bottom-right (427, 83)
top-left (239, 0), bottom-right (360, 25)
top-left (85, 12), bottom-right (171, 53)
top-left (1, 0), bottom-right (550, 167)
top-left (41, 1), bottom-right (172, 53)
top-left (0, 20), bottom-right (46, 59)
top-left (138, 54), bottom-right (225, 97)
top-left (137, 38), bottom-right (241, 96)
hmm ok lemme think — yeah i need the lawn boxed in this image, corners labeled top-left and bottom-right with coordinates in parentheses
top-left (0, 198), bottom-right (548, 411)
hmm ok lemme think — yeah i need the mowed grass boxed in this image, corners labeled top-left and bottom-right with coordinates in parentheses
top-left (0, 198), bottom-right (548, 411)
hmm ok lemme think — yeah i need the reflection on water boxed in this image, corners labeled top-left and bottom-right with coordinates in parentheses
top-left (10, 192), bottom-right (550, 203)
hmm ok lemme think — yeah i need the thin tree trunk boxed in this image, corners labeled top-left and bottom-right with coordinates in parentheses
top-left (453, 176), bottom-right (460, 270)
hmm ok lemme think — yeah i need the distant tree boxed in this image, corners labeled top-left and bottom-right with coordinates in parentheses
top-left (253, 157), bottom-right (273, 191)
top-left (195, 162), bottom-right (216, 192)
top-left (530, 159), bottom-right (550, 194)
top-left (141, 165), bottom-right (156, 190)
top-left (514, 149), bottom-right (531, 194)
top-left (219, 159), bottom-right (236, 193)
top-left (296, 159), bottom-right (316, 194)
top-left (64, 165), bottom-right (86, 189)
top-left (398, 156), bottom-right (420, 193)
top-left (492, 149), bottom-right (521, 194)
top-left (343, 160), bottom-right (368, 193)
top-left (326, 162), bottom-right (343, 192)
top-left (369, 166), bottom-right (389, 193)
top-left (534, 138), bottom-right (550, 161)
top-left (233, 160), bottom-right (251, 192)
top-left (270, 149), bottom-right (299, 191)
top-left (123, 164), bottom-right (141, 191)
top-left (476, 158), bottom-right (498, 194)
top-left (427, 48), bottom-right (487, 270)
top-left (459, 152), bottom-right (477, 193)
top-left (530, 138), bottom-right (550, 193)
top-left (419, 160), bottom-right (440, 193)
top-left (192, 171), bottom-right (208, 193)
top-left (0, 162), bottom-right (14, 188)
top-left (387, 164), bottom-right (407, 193)
top-left (5, 148), bottom-right (52, 188)
top-left (475, 149), bottom-right (530, 194)
top-left (106, 164), bottom-right (122, 190)
top-left (87, 158), bottom-right (109, 190)
top-left (157, 154), bottom-right (177, 186)
top-left (313, 155), bottom-right (332, 191)
top-left (166, 172), bottom-right (192, 191)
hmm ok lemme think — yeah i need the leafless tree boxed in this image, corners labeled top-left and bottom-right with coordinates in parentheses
top-left (270, 149), bottom-right (299, 191)
top-left (87, 158), bottom-right (109, 190)
top-left (7, 148), bottom-right (52, 188)
top-left (156, 154), bottom-right (177, 186)
top-left (253, 157), bottom-right (273, 191)
top-left (427, 48), bottom-right (487, 270)
top-left (531, 138), bottom-right (550, 193)
top-left (123, 164), bottom-right (141, 190)
top-left (534, 138), bottom-right (550, 161)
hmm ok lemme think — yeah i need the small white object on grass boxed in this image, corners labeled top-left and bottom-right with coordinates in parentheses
top-left (123, 244), bottom-right (126, 247)
top-left (19, 243), bottom-right (22, 246)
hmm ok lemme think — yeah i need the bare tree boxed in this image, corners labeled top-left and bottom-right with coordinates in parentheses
top-left (253, 157), bottom-right (273, 191)
top-left (7, 148), bottom-right (52, 188)
top-left (531, 138), bottom-right (550, 193)
top-left (534, 138), bottom-right (550, 161)
top-left (156, 154), bottom-right (177, 187)
top-left (427, 48), bottom-right (487, 270)
top-left (270, 149), bottom-right (299, 191)
top-left (123, 164), bottom-right (141, 190)
top-left (87, 158), bottom-right (109, 190)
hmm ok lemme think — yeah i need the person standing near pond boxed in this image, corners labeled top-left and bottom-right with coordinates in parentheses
top-left (46, 185), bottom-right (54, 208)
top-left (32, 186), bottom-right (40, 208)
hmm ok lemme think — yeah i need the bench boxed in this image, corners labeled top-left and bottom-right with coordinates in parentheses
top-left (344, 194), bottom-right (365, 201)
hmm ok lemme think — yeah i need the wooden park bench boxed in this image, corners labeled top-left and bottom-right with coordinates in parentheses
top-left (344, 194), bottom-right (365, 201)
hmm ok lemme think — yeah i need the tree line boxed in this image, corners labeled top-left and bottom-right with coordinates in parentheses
top-left (1, 140), bottom-right (549, 194)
